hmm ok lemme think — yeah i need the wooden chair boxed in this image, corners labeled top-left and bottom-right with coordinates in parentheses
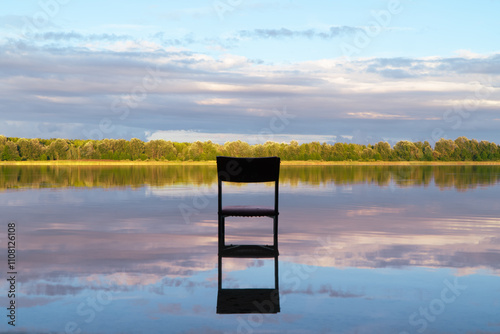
top-left (216, 156), bottom-right (281, 314)
top-left (216, 156), bottom-right (280, 258)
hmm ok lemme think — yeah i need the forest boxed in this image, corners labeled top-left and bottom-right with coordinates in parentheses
top-left (0, 135), bottom-right (499, 162)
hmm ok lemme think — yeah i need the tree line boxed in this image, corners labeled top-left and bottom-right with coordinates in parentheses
top-left (1, 135), bottom-right (499, 162)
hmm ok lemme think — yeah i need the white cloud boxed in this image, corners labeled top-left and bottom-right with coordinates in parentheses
top-left (82, 40), bottom-right (165, 52)
top-left (35, 95), bottom-right (89, 104)
top-left (346, 112), bottom-right (412, 119)
top-left (145, 130), bottom-right (337, 144)
top-left (195, 98), bottom-right (239, 105)
top-left (453, 49), bottom-right (491, 59)
top-left (1, 38), bottom-right (499, 143)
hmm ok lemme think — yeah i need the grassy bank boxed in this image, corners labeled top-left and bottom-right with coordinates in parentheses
top-left (2, 160), bottom-right (500, 166)
top-left (0, 160), bottom-right (216, 166)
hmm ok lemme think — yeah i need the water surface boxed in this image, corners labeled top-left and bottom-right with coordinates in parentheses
top-left (1, 165), bottom-right (499, 333)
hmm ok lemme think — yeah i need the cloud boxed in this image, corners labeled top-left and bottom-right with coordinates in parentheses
top-left (153, 31), bottom-right (197, 47)
top-left (364, 54), bottom-right (500, 76)
top-left (0, 38), bottom-right (499, 143)
top-left (25, 283), bottom-right (85, 296)
top-left (238, 26), bottom-right (364, 40)
top-left (196, 98), bottom-right (239, 105)
top-left (145, 130), bottom-right (338, 144)
top-left (28, 31), bottom-right (133, 42)
top-left (346, 112), bottom-right (413, 120)
top-left (152, 26), bottom-right (365, 50)
top-left (281, 284), bottom-right (364, 298)
top-left (318, 284), bottom-right (364, 298)
top-left (376, 68), bottom-right (415, 79)
top-left (5, 178), bottom-right (500, 295)
top-left (437, 54), bottom-right (500, 74)
top-left (157, 303), bottom-right (183, 315)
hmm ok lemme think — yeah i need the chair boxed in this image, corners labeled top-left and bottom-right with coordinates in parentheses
top-left (216, 156), bottom-right (281, 314)
top-left (217, 156), bottom-right (280, 258)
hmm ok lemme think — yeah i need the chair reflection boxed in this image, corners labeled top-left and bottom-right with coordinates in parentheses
top-left (217, 255), bottom-right (280, 314)
top-left (216, 156), bottom-right (281, 314)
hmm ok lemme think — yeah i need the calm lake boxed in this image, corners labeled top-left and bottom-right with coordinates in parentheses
top-left (1, 165), bottom-right (500, 334)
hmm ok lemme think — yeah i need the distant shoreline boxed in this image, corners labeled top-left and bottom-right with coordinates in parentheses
top-left (1, 160), bottom-right (500, 166)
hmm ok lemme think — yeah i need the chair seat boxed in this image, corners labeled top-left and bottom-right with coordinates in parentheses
top-left (217, 288), bottom-right (280, 314)
top-left (220, 244), bottom-right (278, 258)
top-left (220, 205), bottom-right (278, 217)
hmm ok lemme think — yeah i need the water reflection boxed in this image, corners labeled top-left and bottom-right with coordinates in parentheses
top-left (2, 164), bottom-right (500, 191)
top-left (217, 256), bottom-right (280, 314)
top-left (1, 165), bottom-right (499, 333)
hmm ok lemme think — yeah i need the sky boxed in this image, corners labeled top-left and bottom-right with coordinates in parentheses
top-left (1, 0), bottom-right (499, 145)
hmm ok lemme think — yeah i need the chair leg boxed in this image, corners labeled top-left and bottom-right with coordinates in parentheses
top-left (274, 255), bottom-right (279, 290)
top-left (273, 216), bottom-right (278, 252)
top-left (218, 215), bottom-right (225, 254)
top-left (218, 255), bottom-right (222, 290)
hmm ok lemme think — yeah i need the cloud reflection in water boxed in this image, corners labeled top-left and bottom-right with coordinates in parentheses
top-left (1, 165), bottom-right (499, 333)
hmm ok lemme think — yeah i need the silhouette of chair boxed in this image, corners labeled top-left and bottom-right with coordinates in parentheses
top-left (217, 156), bottom-right (280, 258)
top-left (216, 255), bottom-right (280, 314)
top-left (216, 156), bottom-right (281, 314)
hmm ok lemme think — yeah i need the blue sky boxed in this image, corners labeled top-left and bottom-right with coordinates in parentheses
top-left (1, 0), bottom-right (499, 144)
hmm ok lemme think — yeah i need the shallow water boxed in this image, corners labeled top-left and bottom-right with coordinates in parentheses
top-left (1, 165), bottom-right (499, 333)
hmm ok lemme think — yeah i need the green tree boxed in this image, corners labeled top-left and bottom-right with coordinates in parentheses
top-left (47, 139), bottom-right (69, 160)
top-left (423, 144), bottom-right (434, 161)
top-left (18, 138), bottom-right (43, 160)
top-left (331, 143), bottom-right (346, 161)
top-left (17, 138), bottom-right (31, 160)
top-left (434, 138), bottom-right (458, 161)
top-left (202, 141), bottom-right (218, 160)
top-left (144, 139), bottom-right (176, 160)
top-left (478, 140), bottom-right (500, 161)
top-left (361, 147), bottom-right (374, 160)
top-left (130, 138), bottom-right (145, 160)
top-left (164, 140), bottom-right (179, 160)
top-left (30, 139), bottom-right (43, 160)
top-left (0, 135), bottom-right (7, 159)
top-left (344, 143), bottom-right (363, 161)
top-left (453, 136), bottom-right (480, 161)
top-left (112, 139), bottom-right (130, 160)
top-left (97, 139), bottom-right (113, 159)
top-left (1, 141), bottom-right (20, 161)
top-left (374, 142), bottom-right (392, 161)
top-left (186, 141), bottom-right (204, 160)
top-left (320, 143), bottom-right (334, 161)
top-left (299, 142), bottom-right (321, 160)
top-left (285, 140), bottom-right (300, 160)
top-left (253, 144), bottom-right (266, 158)
top-left (81, 142), bottom-right (98, 159)
top-left (263, 141), bottom-right (280, 157)
top-left (393, 141), bottom-right (420, 161)
top-left (224, 140), bottom-right (252, 157)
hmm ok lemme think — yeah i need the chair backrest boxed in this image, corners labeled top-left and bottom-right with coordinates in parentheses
top-left (216, 156), bottom-right (280, 183)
